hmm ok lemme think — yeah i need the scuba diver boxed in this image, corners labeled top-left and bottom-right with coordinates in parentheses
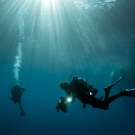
top-left (56, 96), bottom-right (75, 112)
top-left (56, 96), bottom-right (69, 113)
top-left (10, 82), bottom-right (26, 116)
top-left (59, 76), bottom-right (135, 110)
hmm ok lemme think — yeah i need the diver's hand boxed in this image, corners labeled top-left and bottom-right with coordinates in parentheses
top-left (56, 106), bottom-right (59, 112)
top-left (21, 88), bottom-right (26, 91)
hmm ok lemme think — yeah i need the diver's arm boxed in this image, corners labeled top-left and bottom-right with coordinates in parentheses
top-left (21, 88), bottom-right (26, 95)
top-left (66, 92), bottom-right (71, 97)
top-left (56, 106), bottom-right (59, 112)
top-left (71, 94), bottom-right (75, 103)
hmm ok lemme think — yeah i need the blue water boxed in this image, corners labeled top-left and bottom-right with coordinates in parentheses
top-left (0, 0), bottom-right (135, 135)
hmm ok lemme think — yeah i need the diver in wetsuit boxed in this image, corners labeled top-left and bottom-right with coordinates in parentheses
top-left (60, 76), bottom-right (135, 110)
top-left (56, 95), bottom-right (75, 112)
top-left (56, 96), bottom-right (69, 113)
top-left (10, 82), bottom-right (26, 116)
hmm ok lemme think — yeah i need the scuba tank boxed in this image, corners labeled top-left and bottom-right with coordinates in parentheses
top-left (77, 77), bottom-right (98, 97)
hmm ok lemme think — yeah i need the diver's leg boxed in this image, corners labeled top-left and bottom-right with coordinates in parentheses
top-left (104, 76), bottom-right (124, 101)
top-left (107, 93), bottom-right (122, 104)
top-left (18, 102), bottom-right (22, 110)
top-left (18, 102), bottom-right (25, 116)
top-left (124, 88), bottom-right (135, 98)
top-left (104, 89), bottom-right (110, 101)
top-left (104, 76), bottom-right (124, 93)
top-left (107, 88), bottom-right (135, 104)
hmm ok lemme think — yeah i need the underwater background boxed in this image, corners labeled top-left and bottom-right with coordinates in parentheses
top-left (0, 0), bottom-right (135, 135)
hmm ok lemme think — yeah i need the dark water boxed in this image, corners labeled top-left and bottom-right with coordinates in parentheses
top-left (0, 0), bottom-right (135, 135)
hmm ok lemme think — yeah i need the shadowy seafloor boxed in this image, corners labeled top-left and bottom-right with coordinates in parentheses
top-left (0, 0), bottom-right (135, 135)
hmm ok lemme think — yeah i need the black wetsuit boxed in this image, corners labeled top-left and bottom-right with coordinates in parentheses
top-left (65, 76), bottom-right (131, 110)
top-left (10, 85), bottom-right (26, 116)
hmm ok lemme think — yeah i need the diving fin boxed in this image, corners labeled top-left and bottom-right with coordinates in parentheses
top-left (20, 110), bottom-right (25, 116)
top-left (104, 76), bottom-right (124, 92)
top-left (126, 89), bottom-right (135, 98)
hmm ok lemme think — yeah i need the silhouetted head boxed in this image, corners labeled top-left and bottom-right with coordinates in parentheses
top-left (14, 85), bottom-right (19, 88)
top-left (60, 82), bottom-right (69, 90)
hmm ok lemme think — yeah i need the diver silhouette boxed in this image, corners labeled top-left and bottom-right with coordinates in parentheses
top-left (10, 82), bottom-right (26, 116)
top-left (59, 76), bottom-right (135, 110)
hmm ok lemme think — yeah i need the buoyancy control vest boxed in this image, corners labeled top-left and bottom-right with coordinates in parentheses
top-left (72, 77), bottom-right (98, 97)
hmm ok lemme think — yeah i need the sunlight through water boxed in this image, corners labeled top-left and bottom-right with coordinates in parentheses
top-left (74, 0), bottom-right (116, 10)
top-left (1, 0), bottom-right (128, 77)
